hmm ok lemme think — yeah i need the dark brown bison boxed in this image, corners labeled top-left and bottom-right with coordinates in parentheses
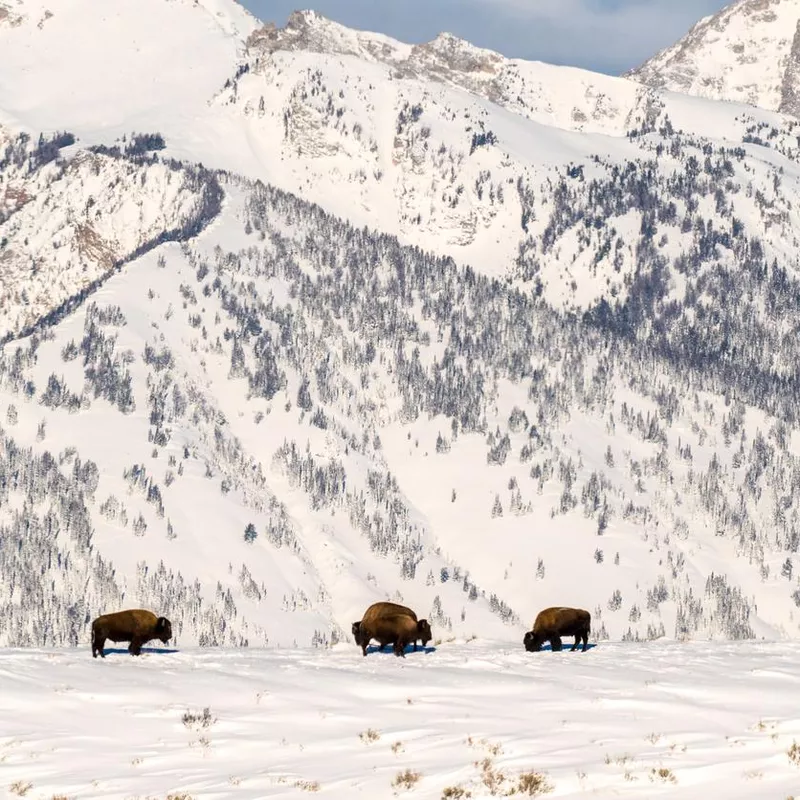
top-left (352, 601), bottom-right (416, 640)
top-left (353, 601), bottom-right (432, 657)
top-left (91, 609), bottom-right (173, 658)
top-left (523, 606), bottom-right (590, 653)
top-left (359, 613), bottom-right (432, 658)
top-left (352, 601), bottom-right (417, 646)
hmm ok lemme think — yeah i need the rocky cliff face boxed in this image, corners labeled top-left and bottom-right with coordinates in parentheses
top-left (779, 19), bottom-right (800, 115)
top-left (627, 0), bottom-right (800, 115)
top-left (243, 9), bottom-right (644, 135)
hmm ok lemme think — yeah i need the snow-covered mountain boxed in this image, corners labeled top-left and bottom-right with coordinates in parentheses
top-left (0, 131), bottom-right (222, 341)
top-left (3, 0), bottom-right (800, 653)
top-left (627, 0), bottom-right (800, 116)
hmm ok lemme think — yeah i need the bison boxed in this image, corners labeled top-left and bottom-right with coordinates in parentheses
top-left (360, 613), bottom-right (432, 658)
top-left (352, 601), bottom-right (416, 642)
top-left (523, 606), bottom-right (590, 653)
top-left (353, 601), bottom-right (432, 657)
top-left (91, 609), bottom-right (173, 658)
top-left (352, 601), bottom-right (417, 647)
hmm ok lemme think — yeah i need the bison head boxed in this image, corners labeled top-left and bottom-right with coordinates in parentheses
top-left (156, 616), bottom-right (172, 643)
top-left (351, 621), bottom-right (361, 639)
top-left (523, 631), bottom-right (542, 652)
top-left (417, 619), bottom-right (432, 647)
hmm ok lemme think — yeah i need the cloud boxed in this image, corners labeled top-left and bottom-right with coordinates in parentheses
top-left (239, 0), bottom-right (729, 74)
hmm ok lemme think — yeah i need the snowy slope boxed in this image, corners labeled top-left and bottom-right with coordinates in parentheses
top-left (0, 0), bottom-right (257, 136)
top-left (0, 173), bottom-right (522, 649)
top-left (5, 162), bottom-right (800, 651)
top-left (1, 642), bottom-right (800, 799)
top-left (0, 128), bottom-right (223, 340)
top-left (627, 0), bottom-right (800, 115)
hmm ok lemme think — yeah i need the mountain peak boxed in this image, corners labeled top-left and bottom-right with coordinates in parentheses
top-left (246, 8), bottom-right (411, 63)
top-left (418, 30), bottom-right (503, 76)
top-left (246, 8), bottom-right (504, 73)
top-left (627, 0), bottom-right (800, 114)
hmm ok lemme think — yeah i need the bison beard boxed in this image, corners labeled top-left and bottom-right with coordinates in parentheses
top-left (91, 609), bottom-right (173, 658)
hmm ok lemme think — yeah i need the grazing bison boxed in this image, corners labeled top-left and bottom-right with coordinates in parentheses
top-left (361, 613), bottom-right (431, 658)
top-left (352, 601), bottom-right (416, 641)
top-left (523, 606), bottom-right (590, 653)
top-left (91, 609), bottom-right (173, 658)
top-left (354, 601), bottom-right (432, 656)
top-left (352, 601), bottom-right (416, 647)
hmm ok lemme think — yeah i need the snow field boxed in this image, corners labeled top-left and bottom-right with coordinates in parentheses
top-left (1, 641), bottom-right (800, 799)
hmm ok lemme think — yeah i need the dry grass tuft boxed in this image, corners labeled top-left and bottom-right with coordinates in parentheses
top-left (514, 770), bottom-right (554, 796)
top-left (294, 779), bottom-right (321, 792)
top-left (182, 707), bottom-right (216, 729)
top-left (9, 782), bottom-right (33, 797)
top-left (461, 739), bottom-right (553, 797)
top-left (789, 741), bottom-right (800, 767)
top-left (466, 737), bottom-right (503, 756)
top-left (392, 769), bottom-right (422, 791)
top-left (477, 757), bottom-right (506, 794)
top-left (359, 728), bottom-right (380, 743)
top-left (472, 756), bottom-right (553, 797)
top-left (441, 786), bottom-right (472, 799)
top-left (649, 767), bottom-right (677, 784)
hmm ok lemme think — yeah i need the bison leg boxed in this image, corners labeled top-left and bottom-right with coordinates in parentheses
top-left (581, 629), bottom-right (589, 652)
top-left (570, 634), bottom-right (580, 652)
top-left (128, 637), bottom-right (143, 656)
top-left (550, 635), bottom-right (563, 652)
top-left (393, 639), bottom-right (407, 658)
top-left (92, 633), bottom-right (105, 659)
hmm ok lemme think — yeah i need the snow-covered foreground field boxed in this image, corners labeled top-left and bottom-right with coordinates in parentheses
top-left (1, 641), bottom-right (800, 799)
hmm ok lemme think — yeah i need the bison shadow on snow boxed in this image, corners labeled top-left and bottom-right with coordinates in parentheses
top-left (96, 646), bottom-right (179, 656)
top-left (364, 643), bottom-right (437, 656)
top-left (530, 642), bottom-right (597, 653)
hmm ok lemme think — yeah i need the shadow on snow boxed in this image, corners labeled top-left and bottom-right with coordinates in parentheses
top-left (529, 642), bottom-right (598, 653)
top-left (97, 647), bottom-right (179, 656)
top-left (364, 644), bottom-right (438, 656)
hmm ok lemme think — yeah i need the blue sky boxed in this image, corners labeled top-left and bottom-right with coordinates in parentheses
top-left (240, 0), bottom-right (730, 75)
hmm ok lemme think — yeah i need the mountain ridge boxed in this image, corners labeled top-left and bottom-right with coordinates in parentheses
top-left (627, 0), bottom-right (800, 115)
